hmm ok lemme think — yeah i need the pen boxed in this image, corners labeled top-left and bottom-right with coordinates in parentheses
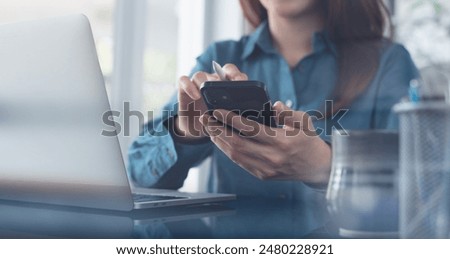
top-left (409, 79), bottom-right (421, 103)
top-left (212, 61), bottom-right (229, 81)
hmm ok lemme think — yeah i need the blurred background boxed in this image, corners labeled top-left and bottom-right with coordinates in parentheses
top-left (1, 0), bottom-right (448, 191)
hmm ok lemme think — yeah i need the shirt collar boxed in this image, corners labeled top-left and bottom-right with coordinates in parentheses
top-left (241, 20), bottom-right (277, 60)
top-left (313, 31), bottom-right (338, 57)
top-left (241, 20), bottom-right (338, 60)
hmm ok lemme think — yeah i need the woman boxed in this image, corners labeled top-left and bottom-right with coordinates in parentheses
top-left (128, 0), bottom-right (417, 200)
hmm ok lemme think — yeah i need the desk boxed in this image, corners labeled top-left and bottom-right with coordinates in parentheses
top-left (0, 196), bottom-right (337, 238)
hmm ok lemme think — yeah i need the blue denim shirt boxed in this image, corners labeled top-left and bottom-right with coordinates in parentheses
top-left (128, 21), bottom-right (418, 200)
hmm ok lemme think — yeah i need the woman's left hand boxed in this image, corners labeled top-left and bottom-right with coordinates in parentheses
top-left (199, 101), bottom-right (332, 186)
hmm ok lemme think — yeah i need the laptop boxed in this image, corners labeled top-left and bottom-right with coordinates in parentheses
top-left (0, 14), bottom-right (235, 211)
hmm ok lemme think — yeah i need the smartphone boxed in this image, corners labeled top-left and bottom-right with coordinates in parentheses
top-left (200, 80), bottom-right (276, 127)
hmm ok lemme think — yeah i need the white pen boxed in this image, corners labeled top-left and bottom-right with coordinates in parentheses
top-left (212, 61), bottom-right (230, 81)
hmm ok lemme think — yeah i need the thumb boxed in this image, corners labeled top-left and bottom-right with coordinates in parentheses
top-left (273, 101), bottom-right (300, 128)
top-left (273, 101), bottom-right (316, 133)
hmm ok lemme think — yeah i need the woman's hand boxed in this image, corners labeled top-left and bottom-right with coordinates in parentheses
top-left (199, 101), bottom-right (332, 185)
top-left (174, 64), bottom-right (248, 141)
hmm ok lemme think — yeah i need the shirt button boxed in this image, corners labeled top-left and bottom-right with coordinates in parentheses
top-left (285, 99), bottom-right (293, 108)
top-left (165, 147), bottom-right (174, 159)
top-left (151, 169), bottom-right (160, 178)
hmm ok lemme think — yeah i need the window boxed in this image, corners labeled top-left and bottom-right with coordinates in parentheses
top-left (395, 0), bottom-right (450, 67)
top-left (143, 0), bottom-right (179, 115)
top-left (0, 0), bottom-right (115, 90)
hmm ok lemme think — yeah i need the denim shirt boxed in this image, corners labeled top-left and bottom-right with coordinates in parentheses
top-left (128, 21), bottom-right (418, 200)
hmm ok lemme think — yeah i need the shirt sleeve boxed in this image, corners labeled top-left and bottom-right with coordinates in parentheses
top-left (127, 44), bottom-right (217, 189)
top-left (373, 44), bottom-right (419, 129)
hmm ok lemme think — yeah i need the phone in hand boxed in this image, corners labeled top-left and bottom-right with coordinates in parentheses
top-left (200, 80), bottom-right (276, 127)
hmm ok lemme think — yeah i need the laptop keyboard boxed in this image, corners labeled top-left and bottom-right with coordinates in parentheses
top-left (132, 193), bottom-right (187, 203)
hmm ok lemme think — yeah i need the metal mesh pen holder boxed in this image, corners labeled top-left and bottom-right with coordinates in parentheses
top-left (394, 102), bottom-right (450, 238)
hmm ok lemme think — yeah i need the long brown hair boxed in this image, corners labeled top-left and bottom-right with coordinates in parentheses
top-left (239, 0), bottom-right (391, 115)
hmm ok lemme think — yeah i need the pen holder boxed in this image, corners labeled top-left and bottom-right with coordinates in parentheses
top-left (394, 102), bottom-right (450, 238)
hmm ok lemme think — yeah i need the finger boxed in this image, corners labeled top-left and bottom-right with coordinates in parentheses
top-left (191, 71), bottom-right (209, 91)
top-left (207, 124), bottom-right (266, 156)
top-left (211, 109), bottom-right (257, 133)
top-left (178, 75), bottom-right (201, 101)
top-left (209, 134), bottom-right (232, 152)
top-left (208, 129), bottom-right (266, 178)
top-left (199, 113), bottom-right (225, 136)
top-left (206, 73), bottom-right (220, 81)
top-left (209, 133), bottom-right (258, 174)
top-left (273, 101), bottom-right (297, 125)
top-left (273, 101), bottom-right (317, 136)
top-left (203, 116), bottom-right (279, 170)
top-left (199, 113), bottom-right (222, 127)
top-left (203, 119), bottom-right (233, 140)
top-left (222, 63), bottom-right (248, 81)
top-left (210, 137), bottom-right (271, 180)
top-left (193, 71), bottom-right (220, 86)
top-left (212, 109), bottom-right (278, 142)
top-left (206, 124), bottom-right (277, 180)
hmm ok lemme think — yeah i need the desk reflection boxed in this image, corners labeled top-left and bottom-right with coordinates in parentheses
top-left (211, 197), bottom-right (333, 238)
top-left (0, 196), bottom-right (334, 238)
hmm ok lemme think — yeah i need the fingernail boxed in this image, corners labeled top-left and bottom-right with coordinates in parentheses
top-left (198, 115), bottom-right (205, 124)
top-left (273, 101), bottom-right (284, 109)
top-left (193, 91), bottom-right (202, 100)
top-left (212, 110), bottom-right (224, 120)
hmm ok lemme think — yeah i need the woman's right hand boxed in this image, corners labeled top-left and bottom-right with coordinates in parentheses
top-left (174, 64), bottom-right (248, 142)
